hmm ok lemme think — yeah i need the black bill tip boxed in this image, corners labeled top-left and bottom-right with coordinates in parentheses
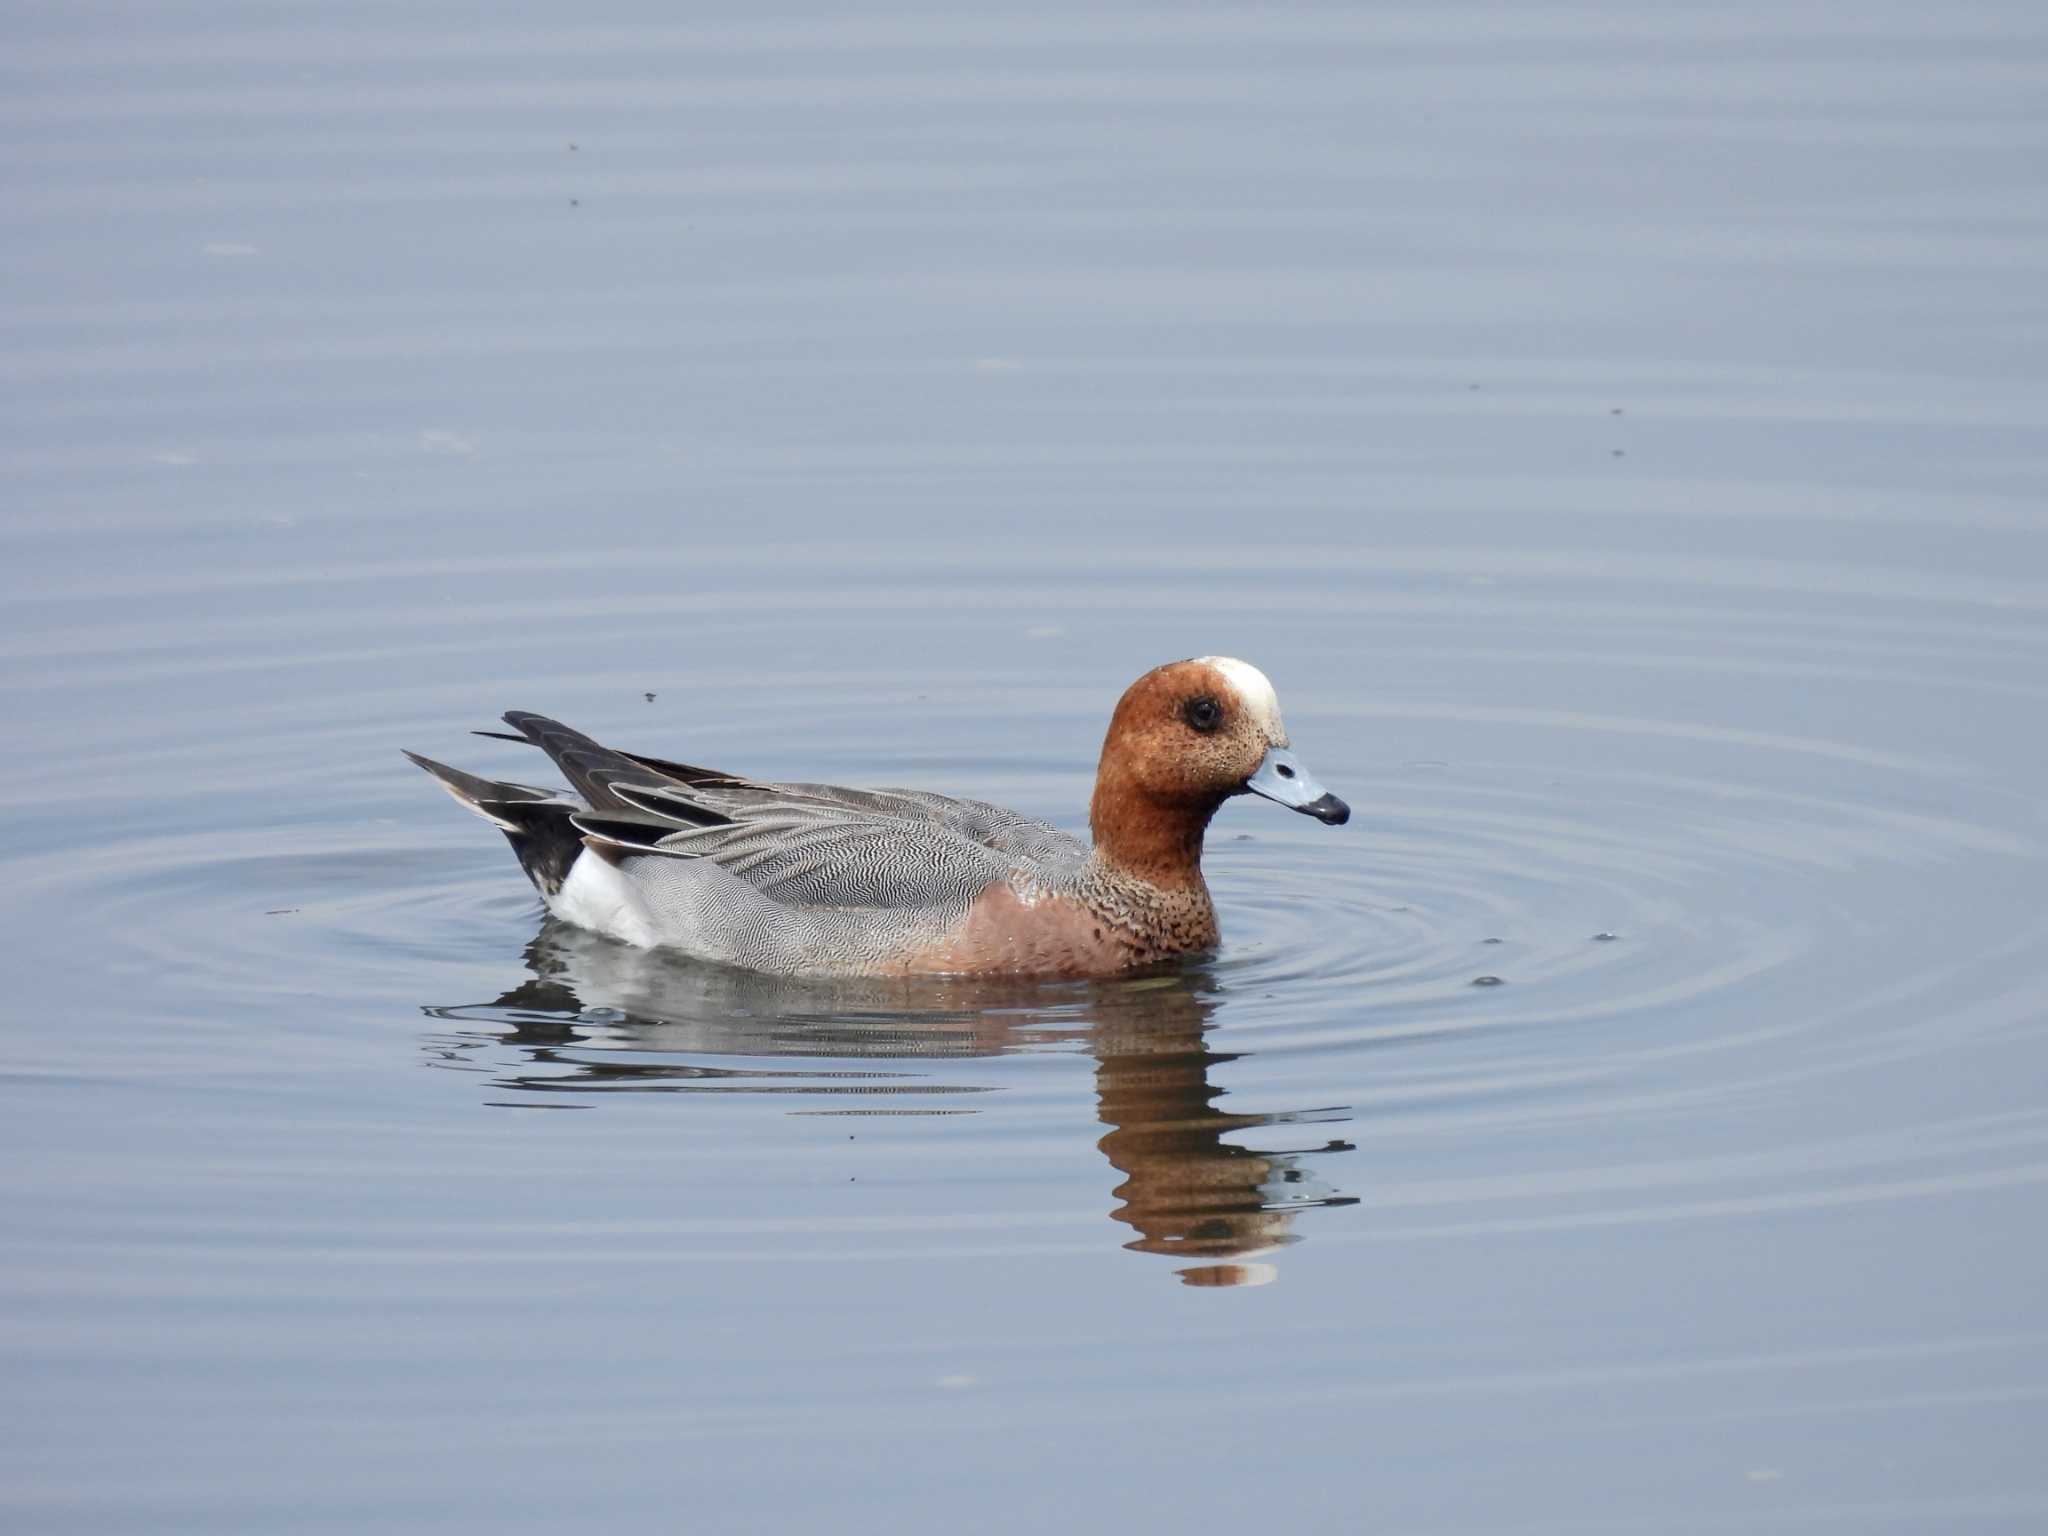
top-left (1297, 792), bottom-right (1350, 826)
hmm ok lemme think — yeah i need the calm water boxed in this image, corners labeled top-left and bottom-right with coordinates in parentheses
top-left (6, 4), bottom-right (2048, 1532)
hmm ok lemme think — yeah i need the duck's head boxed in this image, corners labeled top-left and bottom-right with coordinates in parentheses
top-left (1090, 658), bottom-right (1350, 873)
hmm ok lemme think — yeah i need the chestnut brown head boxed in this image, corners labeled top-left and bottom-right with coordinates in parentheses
top-left (1089, 658), bottom-right (1349, 877)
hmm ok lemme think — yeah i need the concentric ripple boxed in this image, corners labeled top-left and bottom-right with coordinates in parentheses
top-left (7, 534), bottom-right (2047, 1292)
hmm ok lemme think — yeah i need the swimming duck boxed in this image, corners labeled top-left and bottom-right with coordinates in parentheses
top-left (406, 656), bottom-right (1348, 978)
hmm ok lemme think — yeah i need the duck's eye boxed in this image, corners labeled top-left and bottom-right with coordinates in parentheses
top-left (1182, 696), bottom-right (1222, 733)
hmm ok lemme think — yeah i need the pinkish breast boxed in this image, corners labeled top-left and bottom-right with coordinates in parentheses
top-left (891, 882), bottom-right (1150, 978)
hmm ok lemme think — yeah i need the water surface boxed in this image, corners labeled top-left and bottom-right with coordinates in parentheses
top-left (5, 3), bottom-right (2048, 1532)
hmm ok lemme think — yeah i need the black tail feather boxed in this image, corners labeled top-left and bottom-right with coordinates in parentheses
top-left (493, 711), bottom-right (734, 823)
top-left (403, 750), bottom-right (586, 895)
top-left (409, 714), bottom-right (741, 895)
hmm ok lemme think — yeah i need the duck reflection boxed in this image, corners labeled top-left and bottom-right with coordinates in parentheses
top-left (425, 921), bottom-right (1356, 1285)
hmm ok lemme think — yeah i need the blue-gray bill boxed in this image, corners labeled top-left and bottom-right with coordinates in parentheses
top-left (1244, 746), bottom-right (1351, 825)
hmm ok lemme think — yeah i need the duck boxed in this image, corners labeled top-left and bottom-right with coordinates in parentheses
top-left (405, 656), bottom-right (1349, 978)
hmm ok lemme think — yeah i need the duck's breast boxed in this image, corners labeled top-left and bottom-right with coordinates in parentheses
top-left (891, 879), bottom-right (1146, 977)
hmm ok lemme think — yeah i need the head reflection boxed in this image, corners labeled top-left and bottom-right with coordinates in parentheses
top-left (426, 922), bottom-right (1356, 1284)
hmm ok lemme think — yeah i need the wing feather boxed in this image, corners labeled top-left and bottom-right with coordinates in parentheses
top-left (492, 711), bottom-right (1087, 910)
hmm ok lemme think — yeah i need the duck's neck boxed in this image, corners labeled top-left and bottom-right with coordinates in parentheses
top-left (1078, 796), bottom-right (1223, 960)
top-left (1088, 771), bottom-right (1224, 892)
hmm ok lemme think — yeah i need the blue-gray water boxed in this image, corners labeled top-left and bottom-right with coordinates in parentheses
top-left (6, 4), bottom-right (2047, 1532)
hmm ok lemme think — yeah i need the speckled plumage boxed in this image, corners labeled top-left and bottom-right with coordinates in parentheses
top-left (407, 659), bottom-right (1347, 978)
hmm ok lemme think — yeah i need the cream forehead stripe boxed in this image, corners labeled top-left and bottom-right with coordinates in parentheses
top-left (1195, 655), bottom-right (1289, 745)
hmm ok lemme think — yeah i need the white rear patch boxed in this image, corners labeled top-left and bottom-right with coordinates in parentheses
top-left (549, 851), bottom-right (662, 948)
top-left (1197, 655), bottom-right (1289, 746)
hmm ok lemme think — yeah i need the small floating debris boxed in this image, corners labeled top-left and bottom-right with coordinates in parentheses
top-left (1593, 931), bottom-right (1619, 942)
top-left (1471, 975), bottom-right (1505, 987)
top-left (643, 691), bottom-right (656, 702)
top-left (1480, 937), bottom-right (1504, 945)
top-left (264, 908), bottom-right (300, 916)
